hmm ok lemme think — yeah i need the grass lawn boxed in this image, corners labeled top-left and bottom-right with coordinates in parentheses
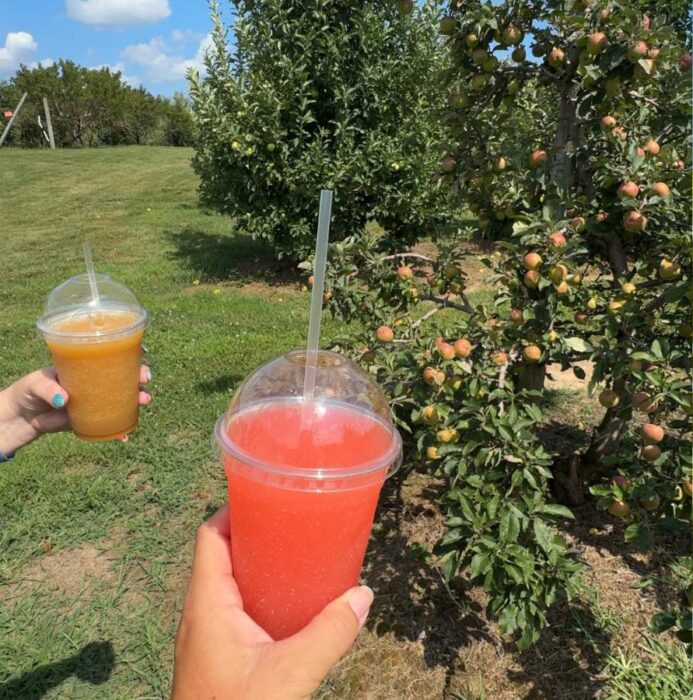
top-left (0, 146), bottom-right (345, 699)
top-left (0, 147), bottom-right (688, 700)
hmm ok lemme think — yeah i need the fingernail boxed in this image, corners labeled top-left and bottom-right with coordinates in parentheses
top-left (139, 391), bottom-right (152, 406)
top-left (145, 367), bottom-right (152, 382)
top-left (52, 393), bottom-right (65, 408)
top-left (348, 586), bottom-right (374, 625)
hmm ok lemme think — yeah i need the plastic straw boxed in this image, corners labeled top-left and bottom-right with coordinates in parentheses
top-left (83, 241), bottom-right (101, 308)
top-left (302, 189), bottom-right (333, 412)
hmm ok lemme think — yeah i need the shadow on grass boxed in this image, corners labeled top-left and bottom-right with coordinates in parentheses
top-left (363, 470), bottom-right (620, 698)
top-left (363, 472), bottom-right (492, 690)
top-left (196, 373), bottom-right (244, 397)
top-left (511, 598), bottom-right (611, 699)
top-left (166, 227), bottom-right (301, 285)
top-left (0, 641), bottom-right (115, 700)
top-left (561, 500), bottom-right (687, 618)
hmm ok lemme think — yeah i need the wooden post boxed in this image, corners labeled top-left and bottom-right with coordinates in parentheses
top-left (43, 97), bottom-right (55, 149)
top-left (0, 92), bottom-right (28, 147)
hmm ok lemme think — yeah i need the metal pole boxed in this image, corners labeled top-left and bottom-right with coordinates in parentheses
top-left (43, 97), bottom-right (55, 150)
top-left (0, 92), bottom-right (28, 147)
top-left (43, 97), bottom-right (55, 149)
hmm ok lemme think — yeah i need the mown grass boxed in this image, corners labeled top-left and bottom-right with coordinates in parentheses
top-left (0, 146), bottom-right (344, 699)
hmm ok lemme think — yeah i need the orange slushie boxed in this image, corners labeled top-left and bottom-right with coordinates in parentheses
top-left (45, 309), bottom-right (145, 440)
top-left (221, 400), bottom-right (396, 640)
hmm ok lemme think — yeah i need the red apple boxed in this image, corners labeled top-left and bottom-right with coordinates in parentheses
top-left (376, 325), bottom-right (394, 343)
top-left (523, 345), bottom-right (541, 363)
top-left (523, 252), bottom-right (543, 270)
top-left (548, 231), bottom-right (567, 247)
top-left (641, 423), bottom-right (664, 444)
top-left (651, 182), bottom-right (670, 197)
top-left (599, 389), bottom-right (620, 408)
top-left (453, 338), bottom-right (473, 358)
top-left (586, 32), bottom-right (608, 54)
top-left (627, 41), bottom-right (648, 63)
top-left (643, 139), bottom-right (660, 156)
top-left (623, 210), bottom-right (647, 232)
top-left (600, 115), bottom-right (616, 131)
top-left (640, 444), bottom-right (661, 462)
top-left (524, 270), bottom-right (540, 288)
top-left (529, 150), bottom-right (548, 168)
top-left (617, 181), bottom-right (639, 199)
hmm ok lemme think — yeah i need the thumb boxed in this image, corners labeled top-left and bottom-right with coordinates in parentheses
top-left (271, 586), bottom-right (373, 693)
top-left (25, 368), bottom-right (69, 409)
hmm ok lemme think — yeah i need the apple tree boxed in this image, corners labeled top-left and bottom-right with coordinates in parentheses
top-left (189, 0), bottom-right (451, 259)
top-left (317, 0), bottom-right (691, 648)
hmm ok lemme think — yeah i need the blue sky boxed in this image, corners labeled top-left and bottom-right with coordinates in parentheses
top-left (0, 0), bottom-right (231, 96)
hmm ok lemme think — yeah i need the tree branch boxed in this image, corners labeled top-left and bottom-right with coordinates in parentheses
top-left (644, 290), bottom-right (670, 313)
top-left (420, 292), bottom-right (474, 314)
top-left (382, 252), bottom-right (435, 263)
top-left (406, 306), bottom-right (440, 335)
top-left (600, 231), bottom-right (628, 279)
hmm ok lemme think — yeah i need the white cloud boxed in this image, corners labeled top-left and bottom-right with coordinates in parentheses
top-left (171, 28), bottom-right (205, 44)
top-left (0, 31), bottom-right (38, 76)
top-left (92, 61), bottom-right (141, 88)
top-left (120, 33), bottom-right (211, 83)
top-left (66, 0), bottom-right (171, 28)
top-left (29, 57), bottom-right (55, 70)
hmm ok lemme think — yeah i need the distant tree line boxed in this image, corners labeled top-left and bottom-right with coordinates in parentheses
top-left (0, 60), bottom-right (195, 147)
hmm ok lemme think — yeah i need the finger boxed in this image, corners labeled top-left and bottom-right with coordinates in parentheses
top-left (271, 586), bottom-right (373, 689)
top-left (187, 505), bottom-right (242, 606)
top-left (139, 391), bottom-right (152, 406)
top-left (25, 368), bottom-right (69, 409)
top-left (139, 365), bottom-right (152, 384)
top-left (32, 408), bottom-right (70, 435)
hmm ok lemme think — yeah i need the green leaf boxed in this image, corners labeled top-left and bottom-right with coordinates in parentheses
top-left (651, 612), bottom-right (676, 633)
top-left (440, 528), bottom-right (463, 546)
top-left (524, 403), bottom-right (542, 422)
top-left (470, 551), bottom-right (490, 577)
top-left (538, 504), bottom-right (575, 519)
top-left (500, 508), bottom-right (520, 542)
top-left (564, 337), bottom-right (593, 353)
top-left (637, 58), bottom-right (655, 74)
top-left (624, 522), bottom-right (654, 550)
top-left (533, 518), bottom-right (552, 553)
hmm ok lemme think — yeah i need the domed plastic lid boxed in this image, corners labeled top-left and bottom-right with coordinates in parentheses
top-left (215, 350), bottom-right (402, 482)
top-left (37, 273), bottom-right (146, 340)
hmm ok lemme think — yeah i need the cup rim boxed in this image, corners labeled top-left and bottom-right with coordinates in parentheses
top-left (215, 397), bottom-right (403, 481)
top-left (37, 305), bottom-right (148, 340)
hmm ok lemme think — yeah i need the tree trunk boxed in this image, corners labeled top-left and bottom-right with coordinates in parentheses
top-left (552, 377), bottom-right (628, 505)
top-left (517, 363), bottom-right (546, 392)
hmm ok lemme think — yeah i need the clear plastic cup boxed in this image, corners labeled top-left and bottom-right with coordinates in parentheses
top-left (37, 273), bottom-right (147, 441)
top-left (214, 349), bottom-right (402, 639)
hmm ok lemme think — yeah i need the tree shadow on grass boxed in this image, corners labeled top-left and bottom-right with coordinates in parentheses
top-left (362, 471), bottom-right (493, 691)
top-left (166, 227), bottom-right (301, 286)
top-left (196, 372), bottom-right (245, 397)
top-left (560, 500), bottom-right (688, 619)
top-left (0, 640), bottom-right (115, 700)
top-left (363, 469), bottom-right (622, 698)
top-left (510, 599), bottom-right (612, 699)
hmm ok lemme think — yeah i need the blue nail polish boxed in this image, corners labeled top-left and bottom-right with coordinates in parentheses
top-left (145, 368), bottom-right (152, 382)
top-left (52, 393), bottom-right (65, 408)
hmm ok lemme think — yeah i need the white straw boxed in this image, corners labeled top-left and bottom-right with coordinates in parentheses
top-left (302, 189), bottom-right (333, 413)
top-left (83, 241), bottom-right (101, 308)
